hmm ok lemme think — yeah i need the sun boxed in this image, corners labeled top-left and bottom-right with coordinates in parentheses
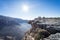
top-left (22, 5), bottom-right (29, 12)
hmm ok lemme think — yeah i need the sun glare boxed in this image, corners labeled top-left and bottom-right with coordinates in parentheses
top-left (22, 5), bottom-right (29, 12)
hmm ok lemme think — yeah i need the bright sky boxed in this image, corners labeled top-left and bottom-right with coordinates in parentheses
top-left (0, 0), bottom-right (60, 20)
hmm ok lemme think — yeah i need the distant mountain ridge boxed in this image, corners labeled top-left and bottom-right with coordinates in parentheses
top-left (0, 15), bottom-right (27, 23)
top-left (0, 15), bottom-right (27, 30)
top-left (0, 15), bottom-right (31, 40)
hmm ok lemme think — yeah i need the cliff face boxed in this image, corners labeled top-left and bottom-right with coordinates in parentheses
top-left (23, 28), bottom-right (50, 40)
top-left (22, 17), bottom-right (60, 40)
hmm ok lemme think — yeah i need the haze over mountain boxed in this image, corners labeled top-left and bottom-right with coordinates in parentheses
top-left (0, 15), bottom-right (31, 40)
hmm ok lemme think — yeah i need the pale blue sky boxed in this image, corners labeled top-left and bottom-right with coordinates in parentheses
top-left (0, 0), bottom-right (60, 20)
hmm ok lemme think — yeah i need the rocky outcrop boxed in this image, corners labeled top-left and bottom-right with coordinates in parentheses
top-left (22, 17), bottom-right (60, 40)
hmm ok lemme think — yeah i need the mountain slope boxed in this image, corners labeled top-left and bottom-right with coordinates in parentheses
top-left (0, 15), bottom-right (31, 40)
